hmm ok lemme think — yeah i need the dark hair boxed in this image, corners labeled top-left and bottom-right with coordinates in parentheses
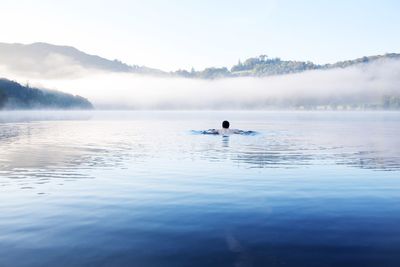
top-left (222, 120), bottom-right (230, 129)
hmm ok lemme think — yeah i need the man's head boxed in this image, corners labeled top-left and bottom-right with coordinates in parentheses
top-left (222, 120), bottom-right (230, 129)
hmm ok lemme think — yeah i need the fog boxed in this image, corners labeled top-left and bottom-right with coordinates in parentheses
top-left (1, 58), bottom-right (400, 109)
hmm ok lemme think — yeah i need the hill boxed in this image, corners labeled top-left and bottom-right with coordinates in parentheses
top-left (0, 42), bottom-right (399, 79)
top-left (0, 78), bottom-right (93, 109)
top-left (173, 54), bottom-right (400, 78)
top-left (0, 42), bottom-right (163, 77)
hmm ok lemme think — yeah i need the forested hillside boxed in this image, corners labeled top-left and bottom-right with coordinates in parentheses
top-left (0, 78), bottom-right (93, 109)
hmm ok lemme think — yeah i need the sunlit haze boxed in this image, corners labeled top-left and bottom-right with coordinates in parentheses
top-left (1, 0), bottom-right (400, 71)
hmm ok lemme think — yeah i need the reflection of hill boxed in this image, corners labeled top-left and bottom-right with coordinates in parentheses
top-left (337, 151), bottom-right (400, 171)
top-left (194, 131), bottom-right (400, 172)
top-left (0, 122), bottom-right (136, 191)
top-left (193, 136), bottom-right (316, 169)
top-left (230, 147), bottom-right (400, 171)
top-left (233, 149), bottom-right (313, 169)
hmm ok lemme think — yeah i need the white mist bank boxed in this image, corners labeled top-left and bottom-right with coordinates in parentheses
top-left (1, 59), bottom-right (400, 109)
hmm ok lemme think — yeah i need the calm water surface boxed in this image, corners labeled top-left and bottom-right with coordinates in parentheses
top-left (0, 111), bottom-right (399, 267)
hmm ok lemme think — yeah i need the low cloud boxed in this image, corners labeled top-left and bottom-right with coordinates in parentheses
top-left (2, 58), bottom-right (400, 109)
top-left (0, 53), bottom-right (94, 79)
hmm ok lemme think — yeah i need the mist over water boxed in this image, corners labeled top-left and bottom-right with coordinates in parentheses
top-left (1, 58), bottom-right (400, 109)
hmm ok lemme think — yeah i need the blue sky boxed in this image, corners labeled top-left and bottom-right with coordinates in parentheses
top-left (1, 0), bottom-right (399, 70)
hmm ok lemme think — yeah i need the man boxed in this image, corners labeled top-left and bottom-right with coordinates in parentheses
top-left (218, 120), bottom-right (237, 135)
top-left (199, 120), bottom-right (253, 135)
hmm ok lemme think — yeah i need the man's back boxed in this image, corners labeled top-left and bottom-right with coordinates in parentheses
top-left (217, 128), bottom-right (234, 136)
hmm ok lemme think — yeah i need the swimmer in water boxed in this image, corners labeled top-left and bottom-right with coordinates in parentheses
top-left (218, 120), bottom-right (237, 135)
top-left (198, 121), bottom-right (255, 135)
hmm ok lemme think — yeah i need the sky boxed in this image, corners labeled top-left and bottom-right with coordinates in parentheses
top-left (1, 0), bottom-right (400, 71)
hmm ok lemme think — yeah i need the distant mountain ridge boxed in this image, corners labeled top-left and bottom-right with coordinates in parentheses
top-left (0, 42), bottom-right (162, 77)
top-left (0, 42), bottom-right (399, 79)
top-left (0, 42), bottom-right (132, 72)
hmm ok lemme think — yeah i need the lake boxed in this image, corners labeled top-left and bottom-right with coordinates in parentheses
top-left (0, 111), bottom-right (400, 267)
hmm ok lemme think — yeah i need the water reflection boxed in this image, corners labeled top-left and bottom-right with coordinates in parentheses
top-left (234, 150), bottom-right (312, 169)
top-left (229, 144), bottom-right (400, 171)
top-left (337, 151), bottom-right (400, 171)
top-left (0, 121), bottom-right (145, 192)
top-left (193, 124), bottom-right (400, 171)
top-left (1, 111), bottom-right (399, 195)
top-left (0, 110), bottom-right (93, 123)
top-left (1, 111), bottom-right (400, 267)
top-left (221, 136), bottom-right (230, 148)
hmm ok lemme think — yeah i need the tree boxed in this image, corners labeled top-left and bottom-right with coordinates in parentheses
top-left (259, 55), bottom-right (268, 61)
top-left (0, 88), bottom-right (7, 108)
